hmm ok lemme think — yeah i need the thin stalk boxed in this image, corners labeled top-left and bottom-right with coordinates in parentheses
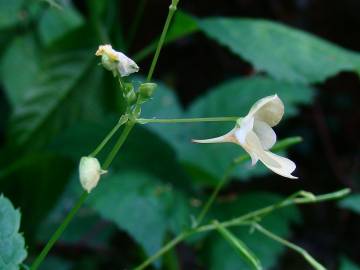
top-left (133, 188), bottom-right (348, 270)
top-left (30, 191), bottom-right (89, 270)
top-left (102, 122), bottom-right (135, 170)
top-left (137, 116), bottom-right (238, 124)
top-left (254, 224), bottom-right (326, 270)
top-left (146, 0), bottom-right (180, 82)
top-left (89, 119), bottom-right (125, 157)
top-left (134, 232), bottom-right (189, 270)
top-left (126, 0), bottom-right (147, 50)
top-left (195, 165), bottom-right (234, 226)
top-left (196, 188), bottom-right (350, 233)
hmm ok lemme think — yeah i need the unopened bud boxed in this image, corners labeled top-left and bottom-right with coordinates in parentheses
top-left (79, 157), bottom-right (107, 193)
top-left (138, 83), bottom-right (157, 102)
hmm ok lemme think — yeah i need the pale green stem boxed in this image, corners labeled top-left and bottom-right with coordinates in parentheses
top-left (30, 191), bottom-right (88, 270)
top-left (195, 188), bottom-right (350, 233)
top-left (137, 117), bottom-right (238, 124)
top-left (133, 188), bottom-right (349, 269)
top-left (134, 232), bottom-right (190, 270)
top-left (89, 119), bottom-right (125, 157)
top-left (146, 0), bottom-right (180, 82)
top-left (254, 223), bottom-right (326, 270)
top-left (102, 122), bottom-right (135, 170)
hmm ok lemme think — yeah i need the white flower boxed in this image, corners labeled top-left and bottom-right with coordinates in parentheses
top-left (79, 157), bottom-right (107, 193)
top-left (95, 44), bottom-right (139, 77)
top-left (193, 95), bottom-right (297, 179)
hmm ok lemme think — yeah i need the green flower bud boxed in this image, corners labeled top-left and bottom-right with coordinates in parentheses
top-left (138, 83), bottom-right (157, 102)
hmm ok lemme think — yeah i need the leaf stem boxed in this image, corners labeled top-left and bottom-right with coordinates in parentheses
top-left (89, 118), bottom-right (126, 157)
top-left (137, 116), bottom-right (238, 124)
top-left (102, 122), bottom-right (135, 170)
top-left (254, 223), bottom-right (326, 270)
top-left (146, 0), bottom-right (180, 82)
top-left (133, 188), bottom-right (349, 269)
top-left (134, 232), bottom-right (189, 270)
top-left (30, 191), bottom-right (89, 270)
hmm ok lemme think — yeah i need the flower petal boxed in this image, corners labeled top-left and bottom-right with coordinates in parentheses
top-left (192, 127), bottom-right (237, 144)
top-left (253, 120), bottom-right (277, 150)
top-left (116, 51), bottom-right (139, 77)
top-left (244, 131), bottom-right (297, 179)
top-left (235, 116), bottom-right (254, 145)
top-left (247, 95), bottom-right (284, 127)
top-left (261, 151), bottom-right (298, 179)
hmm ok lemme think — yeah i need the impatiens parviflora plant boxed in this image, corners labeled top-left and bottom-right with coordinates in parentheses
top-left (29, 1), bottom-right (350, 269)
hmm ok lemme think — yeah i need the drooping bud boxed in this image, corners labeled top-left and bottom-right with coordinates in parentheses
top-left (79, 157), bottom-right (107, 193)
top-left (95, 44), bottom-right (139, 77)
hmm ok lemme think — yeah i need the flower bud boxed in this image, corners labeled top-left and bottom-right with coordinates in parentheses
top-left (123, 83), bottom-right (137, 105)
top-left (138, 83), bottom-right (157, 103)
top-left (79, 157), bottom-right (107, 193)
top-left (95, 44), bottom-right (139, 77)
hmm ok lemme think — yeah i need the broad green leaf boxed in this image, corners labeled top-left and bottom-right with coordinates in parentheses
top-left (0, 35), bottom-right (39, 106)
top-left (340, 257), bottom-right (360, 270)
top-left (0, 195), bottom-right (27, 270)
top-left (134, 11), bottom-right (198, 61)
top-left (205, 192), bottom-right (301, 270)
top-left (38, 3), bottom-right (84, 46)
top-left (199, 18), bottom-right (360, 83)
top-left (0, 0), bottom-right (24, 30)
top-left (339, 194), bottom-right (360, 215)
top-left (7, 50), bottom-right (106, 150)
top-left (87, 171), bottom-right (190, 258)
top-left (179, 76), bottom-right (313, 181)
top-left (213, 221), bottom-right (262, 270)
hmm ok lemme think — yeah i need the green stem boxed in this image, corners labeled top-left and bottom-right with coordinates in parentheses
top-left (89, 118), bottom-right (126, 157)
top-left (254, 224), bottom-right (326, 270)
top-left (137, 116), bottom-right (238, 124)
top-left (134, 188), bottom-right (349, 270)
top-left (134, 232), bottom-right (189, 270)
top-left (126, 0), bottom-right (147, 51)
top-left (146, 0), bottom-right (180, 82)
top-left (195, 165), bottom-right (234, 226)
top-left (102, 122), bottom-right (135, 170)
top-left (30, 191), bottom-right (89, 270)
top-left (195, 188), bottom-right (350, 233)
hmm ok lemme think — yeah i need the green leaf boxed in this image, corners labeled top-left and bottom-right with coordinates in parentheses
top-left (7, 49), bottom-right (106, 150)
top-left (339, 194), bottom-right (360, 215)
top-left (87, 171), bottom-right (190, 257)
top-left (205, 192), bottom-right (301, 270)
top-left (0, 0), bottom-right (24, 30)
top-left (213, 221), bottom-right (262, 270)
top-left (38, 3), bottom-right (84, 46)
top-left (0, 195), bottom-right (27, 270)
top-left (0, 35), bottom-right (39, 106)
top-left (340, 257), bottom-right (360, 270)
top-left (198, 18), bottom-right (360, 83)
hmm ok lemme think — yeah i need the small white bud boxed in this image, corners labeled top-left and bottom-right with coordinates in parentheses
top-left (79, 157), bottom-right (107, 193)
top-left (95, 44), bottom-right (139, 77)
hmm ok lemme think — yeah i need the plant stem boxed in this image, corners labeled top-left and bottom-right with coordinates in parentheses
top-left (133, 188), bottom-right (349, 270)
top-left (30, 191), bottom-right (89, 270)
top-left (126, 0), bottom-right (147, 51)
top-left (137, 116), bottom-right (238, 124)
top-left (89, 119), bottom-right (126, 157)
top-left (254, 224), bottom-right (326, 270)
top-left (146, 0), bottom-right (180, 82)
top-left (134, 232), bottom-right (189, 270)
top-left (102, 122), bottom-right (135, 170)
top-left (195, 188), bottom-right (350, 233)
